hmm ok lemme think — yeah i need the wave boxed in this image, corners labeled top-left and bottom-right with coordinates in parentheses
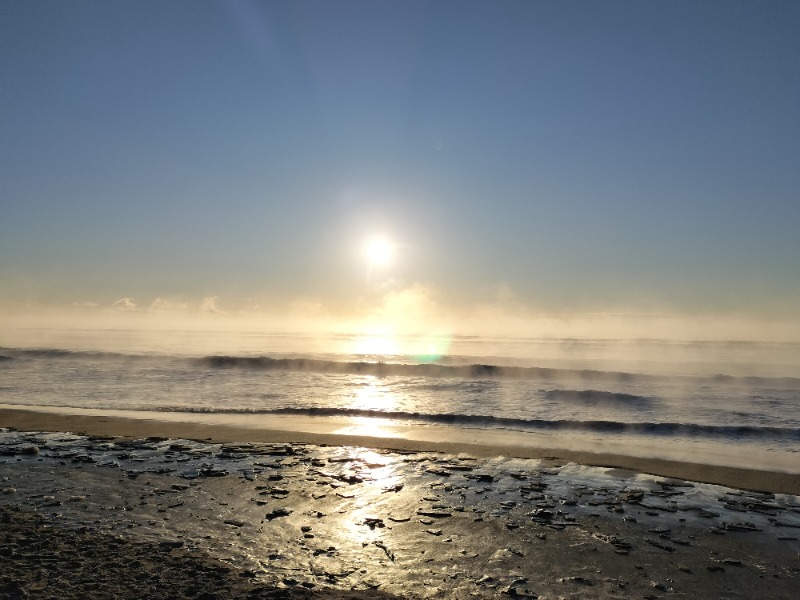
top-left (139, 405), bottom-right (800, 440)
top-left (542, 389), bottom-right (651, 406)
top-left (198, 355), bottom-right (800, 387)
top-left (4, 347), bottom-right (800, 387)
top-left (199, 355), bottom-right (650, 382)
top-left (1, 348), bottom-right (143, 360)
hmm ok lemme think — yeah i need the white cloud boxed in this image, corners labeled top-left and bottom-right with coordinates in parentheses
top-left (148, 298), bottom-right (189, 311)
top-left (199, 296), bottom-right (221, 313)
top-left (111, 297), bottom-right (137, 311)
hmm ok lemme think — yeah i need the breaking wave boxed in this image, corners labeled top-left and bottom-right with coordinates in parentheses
top-left (199, 355), bottom-right (589, 379)
top-left (198, 355), bottom-right (800, 387)
top-left (542, 389), bottom-right (651, 406)
top-left (2, 348), bottom-right (145, 360)
top-left (5, 347), bottom-right (800, 387)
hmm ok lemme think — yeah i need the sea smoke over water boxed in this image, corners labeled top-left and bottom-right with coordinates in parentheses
top-left (1, 326), bottom-right (799, 477)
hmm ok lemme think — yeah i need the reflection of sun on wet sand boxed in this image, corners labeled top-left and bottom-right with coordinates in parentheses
top-left (1, 415), bottom-right (799, 599)
top-left (332, 416), bottom-right (406, 439)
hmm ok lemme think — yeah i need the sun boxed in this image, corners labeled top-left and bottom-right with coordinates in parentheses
top-left (365, 236), bottom-right (394, 266)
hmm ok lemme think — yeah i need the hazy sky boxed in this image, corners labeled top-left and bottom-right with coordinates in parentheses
top-left (2, 1), bottom-right (799, 331)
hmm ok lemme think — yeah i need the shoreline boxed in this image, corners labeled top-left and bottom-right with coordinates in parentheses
top-left (2, 405), bottom-right (798, 495)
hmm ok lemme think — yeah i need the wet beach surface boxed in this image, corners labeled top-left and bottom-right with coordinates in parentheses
top-left (1, 429), bottom-right (799, 599)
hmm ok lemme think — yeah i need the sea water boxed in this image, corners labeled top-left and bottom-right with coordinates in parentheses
top-left (1, 329), bottom-right (798, 473)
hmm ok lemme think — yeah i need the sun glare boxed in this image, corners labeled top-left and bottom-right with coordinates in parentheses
top-left (353, 329), bottom-right (398, 355)
top-left (365, 236), bottom-right (393, 266)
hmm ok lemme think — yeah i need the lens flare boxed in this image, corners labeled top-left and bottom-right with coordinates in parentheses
top-left (412, 333), bottom-right (452, 363)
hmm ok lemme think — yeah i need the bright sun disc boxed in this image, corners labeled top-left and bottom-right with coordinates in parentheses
top-left (365, 237), bottom-right (393, 266)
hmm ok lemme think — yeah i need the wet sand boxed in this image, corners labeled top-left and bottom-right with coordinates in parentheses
top-left (2, 416), bottom-right (800, 599)
top-left (1, 406), bottom-right (798, 495)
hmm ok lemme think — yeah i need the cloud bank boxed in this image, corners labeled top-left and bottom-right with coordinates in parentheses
top-left (1, 282), bottom-right (799, 343)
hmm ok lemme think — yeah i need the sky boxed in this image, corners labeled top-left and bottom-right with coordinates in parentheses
top-left (1, 1), bottom-right (799, 338)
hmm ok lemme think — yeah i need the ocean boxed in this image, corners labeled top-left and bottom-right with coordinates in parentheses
top-left (1, 329), bottom-right (799, 473)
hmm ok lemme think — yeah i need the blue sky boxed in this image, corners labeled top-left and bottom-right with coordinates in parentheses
top-left (1, 1), bottom-right (799, 330)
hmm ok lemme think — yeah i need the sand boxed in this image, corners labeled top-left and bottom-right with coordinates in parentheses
top-left (1, 409), bottom-right (799, 599)
top-left (1, 406), bottom-right (798, 495)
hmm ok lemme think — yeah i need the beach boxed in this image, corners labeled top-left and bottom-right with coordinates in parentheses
top-left (4, 0), bottom-right (800, 596)
top-left (2, 409), bottom-right (799, 599)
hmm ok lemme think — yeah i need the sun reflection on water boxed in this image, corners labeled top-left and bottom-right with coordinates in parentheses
top-left (348, 327), bottom-right (452, 363)
top-left (350, 376), bottom-right (395, 411)
top-left (351, 331), bottom-right (399, 356)
top-left (333, 375), bottom-right (405, 438)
